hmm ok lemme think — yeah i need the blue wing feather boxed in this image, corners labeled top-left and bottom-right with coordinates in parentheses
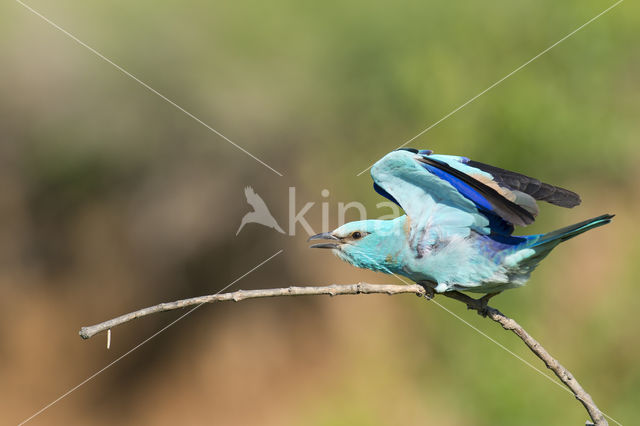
top-left (373, 182), bottom-right (400, 206)
top-left (418, 162), bottom-right (493, 212)
top-left (370, 150), bottom-right (492, 242)
top-left (372, 149), bottom-right (577, 238)
top-left (417, 155), bottom-right (535, 227)
top-left (417, 161), bottom-right (515, 235)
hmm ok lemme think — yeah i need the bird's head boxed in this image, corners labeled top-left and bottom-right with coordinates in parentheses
top-left (308, 219), bottom-right (404, 272)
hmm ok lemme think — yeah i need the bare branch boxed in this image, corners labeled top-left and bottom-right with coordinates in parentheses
top-left (79, 283), bottom-right (426, 339)
top-left (442, 291), bottom-right (608, 426)
top-left (79, 283), bottom-right (609, 425)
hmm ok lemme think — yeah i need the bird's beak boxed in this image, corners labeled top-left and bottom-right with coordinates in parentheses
top-left (308, 232), bottom-right (340, 249)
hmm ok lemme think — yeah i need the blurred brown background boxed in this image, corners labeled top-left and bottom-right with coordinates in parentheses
top-left (1, 0), bottom-right (639, 425)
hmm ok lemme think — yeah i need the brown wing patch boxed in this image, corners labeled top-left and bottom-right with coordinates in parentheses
top-left (467, 160), bottom-right (581, 208)
top-left (404, 215), bottom-right (412, 236)
top-left (470, 173), bottom-right (517, 202)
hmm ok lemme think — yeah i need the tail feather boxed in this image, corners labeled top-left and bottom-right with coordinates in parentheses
top-left (509, 214), bottom-right (614, 274)
top-left (531, 214), bottom-right (614, 248)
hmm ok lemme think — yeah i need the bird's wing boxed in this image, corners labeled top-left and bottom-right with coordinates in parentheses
top-left (371, 150), bottom-right (492, 245)
top-left (462, 159), bottom-right (581, 208)
top-left (373, 149), bottom-right (581, 230)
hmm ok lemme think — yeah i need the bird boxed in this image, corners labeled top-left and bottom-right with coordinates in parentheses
top-left (236, 186), bottom-right (285, 235)
top-left (309, 148), bottom-right (613, 306)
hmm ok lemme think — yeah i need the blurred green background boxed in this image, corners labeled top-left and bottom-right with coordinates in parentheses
top-left (1, 0), bottom-right (638, 424)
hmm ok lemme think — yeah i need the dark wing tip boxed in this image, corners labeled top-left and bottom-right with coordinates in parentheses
top-left (466, 160), bottom-right (582, 209)
top-left (543, 186), bottom-right (581, 208)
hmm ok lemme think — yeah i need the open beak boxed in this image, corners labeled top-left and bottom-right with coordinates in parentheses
top-left (308, 232), bottom-right (340, 249)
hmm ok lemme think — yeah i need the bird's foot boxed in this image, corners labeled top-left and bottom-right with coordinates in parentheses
top-left (423, 286), bottom-right (435, 300)
top-left (441, 291), bottom-right (501, 317)
top-left (418, 282), bottom-right (436, 300)
top-left (477, 303), bottom-right (490, 317)
top-left (476, 292), bottom-right (501, 317)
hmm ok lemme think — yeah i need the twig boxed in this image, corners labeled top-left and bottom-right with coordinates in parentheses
top-left (79, 283), bottom-right (426, 339)
top-left (442, 290), bottom-right (608, 426)
top-left (79, 283), bottom-right (608, 425)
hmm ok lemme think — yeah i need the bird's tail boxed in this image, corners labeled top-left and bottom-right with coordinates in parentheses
top-left (530, 214), bottom-right (614, 249)
top-left (510, 214), bottom-right (614, 273)
top-left (506, 214), bottom-right (613, 278)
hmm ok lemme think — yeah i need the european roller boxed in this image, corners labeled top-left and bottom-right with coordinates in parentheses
top-left (309, 148), bottom-right (613, 304)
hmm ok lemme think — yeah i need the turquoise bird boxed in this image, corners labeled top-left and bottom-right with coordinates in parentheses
top-left (309, 149), bottom-right (613, 303)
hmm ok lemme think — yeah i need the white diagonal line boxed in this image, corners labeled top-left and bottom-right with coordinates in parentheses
top-left (418, 286), bottom-right (622, 425)
top-left (356, 0), bottom-right (624, 177)
top-left (428, 297), bottom-right (623, 425)
top-left (351, 249), bottom-right (622, 425)
top-left (15, 0), bottom-right (284, 177)
top-left (18, 249), bottom-right (284, 426)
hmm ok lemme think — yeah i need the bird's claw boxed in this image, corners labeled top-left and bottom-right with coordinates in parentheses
top-left (423, 286), bottom-right (435, 300)
top-left (462, 302), bottom-right (488, 316)
top-left (477, 305), bottom-right (490, 317)
top-left (475, 292), bottom-right (500, 317)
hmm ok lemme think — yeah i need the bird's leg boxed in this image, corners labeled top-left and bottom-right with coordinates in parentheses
top-left (441, 291), bottom-right (477, 308)
top-left (479, 292), bottom-right (501, 307)
top-left (418, 281), bottom-right (436, 300)
top-left (477, 292), bottom-right (502, 316)
top-left (441, 291), bottom-right (502, 317)
top-left (423, 286), bottom-right (435, 300)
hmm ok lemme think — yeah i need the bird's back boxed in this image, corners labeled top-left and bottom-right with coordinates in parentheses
top-left (403, 214), bottom-right (613, 293)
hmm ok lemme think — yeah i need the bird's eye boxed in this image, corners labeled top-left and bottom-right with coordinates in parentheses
top-left (352, 231), bottom-right (362, 239)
